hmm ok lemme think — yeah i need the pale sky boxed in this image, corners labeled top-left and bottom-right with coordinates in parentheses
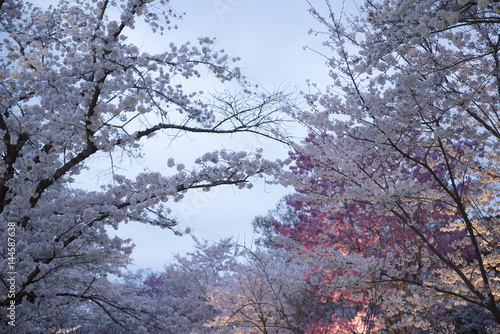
top-left (112, 0), bottom-right (338, 271)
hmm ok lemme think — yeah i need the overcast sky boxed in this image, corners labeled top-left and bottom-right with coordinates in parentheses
top-left (104, 0), bottom-right (342, 272)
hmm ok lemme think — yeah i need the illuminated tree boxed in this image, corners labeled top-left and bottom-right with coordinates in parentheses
top-left (276, 0), bottom-right (500, 332)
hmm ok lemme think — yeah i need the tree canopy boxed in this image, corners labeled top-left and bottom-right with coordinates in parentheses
top-left (2, 0), bottom-right (500, 332)
top-left (273, 0), bottom-right (500, 332)
top-left (0, 0), bottom-right (287, 331)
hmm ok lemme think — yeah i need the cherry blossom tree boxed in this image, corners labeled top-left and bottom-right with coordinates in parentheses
top-left (99, 237), bottom-right (242, 334)
top-left (275, 145), bottom-right (481, 333)
top-left (275, 0), bottom-right (500, 332)
top-left (206, 247), bottom-right (316, 334)
top-left (0, 0), bottom-right (288, 331)
top-left (141, 236), bottom-right (331, 334)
